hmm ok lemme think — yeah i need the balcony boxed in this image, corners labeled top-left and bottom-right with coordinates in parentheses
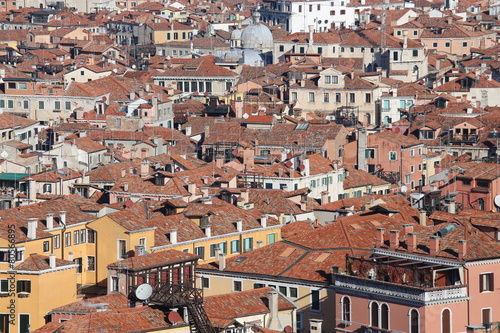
top-left (334, 273), bottom-right (468, 306)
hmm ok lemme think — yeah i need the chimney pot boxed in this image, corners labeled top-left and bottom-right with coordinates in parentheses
top-left (140, 161), bottom-right (149, 179)
top-left (46, 213), bottom-right (54, 230)
top-left (170, 229), bottom-right (178, 244)
top-left (430, 235), bottom-right (440, 256)
top-left (218, 253), bottom-right (226, 271)
top-left (59, 211), bottom-right (67, 226)
top-left (27, 218), bottom-right (38, 240)
top-left (403, 223), bottom-right (414, 236)
top-left (376, 228), bottom-right (385, 248)
top-left (49, 253), bottom-right (56, 269)
top-left (419, 210), bottom-right (427, 226)
top-left (389, 230), bottom-right (400, 251)
top-left (236, 219), bottom-right (243, 232)
top-left (407, 232), bottom-right (417, 253)
top-left (260, 214), bottom-right (267, 228)
top-left (458, 239), bottom-right (467, 260)
top-left (204, 225), bottom-right (211, 237)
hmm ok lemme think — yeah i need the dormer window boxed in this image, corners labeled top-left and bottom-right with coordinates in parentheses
top-left (324, 75), bottom-right (338, 84)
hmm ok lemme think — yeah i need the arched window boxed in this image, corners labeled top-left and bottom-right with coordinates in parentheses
top-left (370, 302), bottom-right (379, 327)
top-left (409, 309), bottom-right (419, 333)
top-left (478, 198), bottom-right (485, 210)
top-left (381, 303), bottom-right (389, 329)
top-left (365, 113), bottom-right (371, 125)
top-left (341, 296), bottom-right (351, 325)
top-left (442, 309), bottom-right (451, 333)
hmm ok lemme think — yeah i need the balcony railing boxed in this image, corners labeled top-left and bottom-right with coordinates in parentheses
top-left (334, 274), bottom-right (468, 306)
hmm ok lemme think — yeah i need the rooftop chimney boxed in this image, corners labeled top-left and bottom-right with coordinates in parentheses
top-left (28, 178), bottom-right (35, 201)
top-left (236, 219), bottom-right (243, 232)
top-left (201, 187), bottom-right (209, 197)
top-left (59, 211), bottom-right (66, 226)
top-left (448, 201), bottom-right (456, 214)
top-left (123, 182), bottom-right (129, 192)
top-left (49, 253), bottom-right (56, 269)
top-left (430, 236), bottom-right (440, 256)
top-left (260, 214), bottom-right (267, 228)
top-left (121, 169), bottom-right (126, 178)
top-left (218, 253), bottom-right (226, 271)
top-left (458, 239), bottom-right (467, 260)
top-left (46, 213), bottom-right (54, 230)
top-left (389, 230), bottom-right (400, 251)
top-left (308, 24), bottom-right (314, 47)
top-left (407, 232), bottom-right (417, 253)
top-left (300, 200), bottom-right (307, 211)
top-left (170, 229), bottom-right (177, 244)
top-left (402, 223), bottom-right (414, 236)
top-left (204, 225), bottom-right (211, 237)
top-left (267, 290), bottom-right (282, 330)
top-left (376, 228), bottom-right (385, 248)
top-left (140, 161), bottom-right (149, 179)
top-left (27, 218), bottom-right (38, 240)
top-left (419, 210), bottom-right (427, 226)
top-left (240, 189), bottom-right (249, 203)
top-left (135, 244), bottom-right (145, 256)
top-left (188, 183), bottom-right (196, 195)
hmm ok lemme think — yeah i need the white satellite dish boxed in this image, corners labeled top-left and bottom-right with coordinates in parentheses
top-left (495, 195), bottom-right (500, 207)
top-left (401, 185), bottom-right (408, 193)
top-left (0, 151), bottom-right (8, 159)
top-left (135, 283), bottom-right (153, 300)
top-left (242, 113), bottom-right (249, 119)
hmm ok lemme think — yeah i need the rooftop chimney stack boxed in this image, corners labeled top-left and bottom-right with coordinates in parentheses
top-left (240, 189), bottom-right (249, 203)
top-left (376, 228), bottom-right (385, 248)
top-left (308, 24), bottom-right (314, 47)
top-left (27, 218), bottom-right (38, 240)
top-left (458, 239), bottom-right (467, 260)
top-left (236, 219), bottom-right (243, 232)
top-left (123, 182), bottom-right (129, 192)
top-left (46, 213), bottom-right (54, 230)
top-left (267, 290), bottom-right (282, 330)
top-left (140, 161), bottom-right (149, 179)
top-left (419, 210), bottom-right (427, 226)
top-left (218, 253), bottom-right (226, 271)
top-left (204, 225), bottom-right (211, 237)
top-left (188, 183), bottom-right (196, 195)
top-left (402, 223), bottom-right (414, 236)
top-left (389, 230), bottom-right (400, 251)
top-left (407, 232), bottom-right (417, 253)
top-left (430, 236), bottom-right (440, 256)
top-left (49, 253), bottom-right (56, 269)
top-left (201, 187), bottom-right (209, 197)
top-left (321, 191), bottom-right (329, 205)
top-left (448, 201), bottom-right (456, 214)
top-left (59, 211), bottom-right (67, 226)
top-left (170, 229), bottom-right (177, 244)
top-left (260, 214), bottom-right (267, 228)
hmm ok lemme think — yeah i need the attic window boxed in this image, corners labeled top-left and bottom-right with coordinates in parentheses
top-left (278, 247), bottom-right (295, 258)
top-left (235, 257), bottom-right (246, 262)
top-left (370, 221), bottom-right (381, 226)
top-left (314, 252), bottom-right (331, 262)
top-left (294, 123), bottom-right (309, 131)
top-left (350, 224), bottom-right (362, 230)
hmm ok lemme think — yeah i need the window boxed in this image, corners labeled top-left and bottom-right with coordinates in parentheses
top-left (233, 280), bottom-right (242, 292)
top-left (195, 246), bottom-right (205, 259)
top-left (409, 309), bottom-right (419, 333)
top-left (267, 233), bottom-right (276, 244)
top-left (418, 164), bottom-right (422, 171)
top-left (23, 100), bottom-right (28, 109)
top-left (393, 52), bottom-right (398, 61)
top-left (432, 42), bottom-right (438, 48)
top-left (54, 101), bottom-right (60, 110)
top-left (87, 256), bottom-right (95, 271)
top-left (335, 93), bottom-right (341, 103)
top-left (462, 42), bottom-right (468, 47)
top-left (381, 303), bottom-right (389, 329)
top-left (389, 151), bottom-right (397, 161)
top-left (365, 93), bottom-right (371, 103)
top-left (442, 308), bottom-right (451, 333)
top-left (309, 4), bottom-right (312, 11)
top-left (17, 280), bottom-right (30, 293)
top-left (111, 276), bottom-right (119, 292)
top-left (324, 75), bottom-right (338, 84)
top-left (365, 148), bottom-right (375, 159)
top-left (279, 45), bottom-right (284, 52)
top-left (54, 235), bottom-right (60, 249)
top-left (397, 30), bottom-right (402, 36)
top-left (410, 149), bottom-right (415, 157)
top-left (291, 92), bottom-right (297, 101)
top-left (118, 239), bottom-right (127, 259)
top-left (201, 277), bottom-right (210, 288)
top-left (340, 9), bottom-right (345, 14)
top-left (80, 230), bottom-right (87, 243)
top-left (413, 50), bottom-right (418, 57)
top-left (418, 148), bottom-right (422, 155)
top-left (65, 101), bottom-right (71, 110)
top-left (478, 198), bottom-right (485, 211)
top-left (65, 232), bottom-right (71, 247)
top-left (370, 301), bottom-right (379, 327)
top-left (323, 93), bottom-right (329, 102)
top-left (445, 42), bottom-right (450, 47)
top-left (7, 100), bottom-right (12, 109)
top-left (309, 92), bottom-right (315, 102)
top-left (80, 70), bottom-right (85, 76)
top-left (243, 237), bottom-right (253, 252)
top-left (420, 130), bottom-right (434, 140)
top-left (0, 279), bottom-right (7, 293)
top-left (413, 30), bottom-right (418, 36)
top-left (260, 149), bottom-right (270, 155)
top-left (341, 296), bottom-right (351, 325)
top-left (298, 5), bottom-right (302, 12)
top-left (209, 244), bottom-right (217, 258)
top-left (88, 230), bottom-right (95, 243)
top-left (231, 240), bottom-right (240, 253)
top-left (311, 289), bottom-right (320, 310)
top-left (7, 82), bottom-right (15, 89)
top-left (482, 308), bottom-right (491, 328)
top-left (73, 231), bottom-right (79, 245)
top-left (349, 93), bottom-right (355, 103)
top-left (480, 273), bottom-right (494, 292)
top-left (38, 101), bottom-right (45, 109)
top-left (43, 241), bottom-right (49, 253)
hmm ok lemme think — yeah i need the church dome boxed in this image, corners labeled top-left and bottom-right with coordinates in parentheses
top-left (230, 28), bottom-right (242, 40)
top-left (240, 11), bottom-right (273, 51)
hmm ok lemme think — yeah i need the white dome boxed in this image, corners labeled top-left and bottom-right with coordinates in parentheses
top-left (231, 28), bottom-right (242, 40)
top-left (240, 11), bottom-right (273, 51)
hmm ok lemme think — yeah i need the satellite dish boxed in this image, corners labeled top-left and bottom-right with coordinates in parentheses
top-left (135, 283), bottom-right (153, 300)
top-left (0, 151), bottom-right (8, 159)
top-left (242, 113), bottom-right (249, 119)
top-left (376, 164), bottom-right (382, 169)
top-left (284, 326), bottom-right (293, 333)
top-left (167, 311), bottom-right (183, 324)
top-left (132, 64), bottom-right (136, 69)
top-left (495, 195), bottom-right (500, 207)
top-left (401, 185), bottom-right (408, 193)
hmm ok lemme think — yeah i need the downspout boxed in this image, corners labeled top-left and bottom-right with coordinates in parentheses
top-left (465, 266), bottom-right (470, 326)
